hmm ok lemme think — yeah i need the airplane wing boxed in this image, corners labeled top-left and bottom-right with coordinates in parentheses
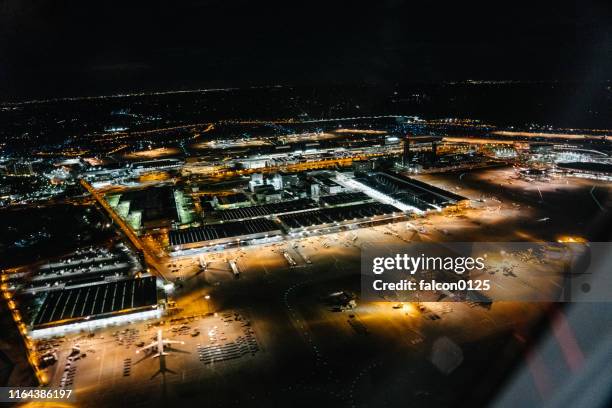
top-left (162, 339), bottom-right (185, 345)
top-left (136, 342), bottom-right (157, 354)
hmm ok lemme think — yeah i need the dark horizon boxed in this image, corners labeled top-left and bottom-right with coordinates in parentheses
top-left (3, 79), bottom-right (611, 106)
top-left (1, 0), bottom-right (611, 102)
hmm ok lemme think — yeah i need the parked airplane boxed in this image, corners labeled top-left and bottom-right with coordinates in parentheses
top-left (136, 329), bottom-right (184, 358)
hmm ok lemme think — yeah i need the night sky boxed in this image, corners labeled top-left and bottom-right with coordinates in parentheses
top-left (0, 0), bottom-right (610, 101)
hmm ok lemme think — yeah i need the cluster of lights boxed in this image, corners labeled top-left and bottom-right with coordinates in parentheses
top-left (30, 308), bottom-right (161, 340)
top-left (1, 273), bottom-right (47, 385)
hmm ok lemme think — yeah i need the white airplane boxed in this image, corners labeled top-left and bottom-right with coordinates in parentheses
top-left (136, 330), bottom-right (184, 358)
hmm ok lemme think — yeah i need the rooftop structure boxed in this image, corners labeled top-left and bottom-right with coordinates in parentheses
top-left (5, 245), bottom-right (140, 295)
top-left (213, 192), bottom-right (252, 209)
top-left (216, 198), bottom-right (317, 221)
top-left (319, 192), bottom-right (371, 207)
top-left (278, 202), bottom-right (399, 231)
top-left (354, 171), bottom-right (465, 212)
top-left (169, 218), bottom-right (281, 249)
top-left (556, 162), bottom-right (612, 180)
top-left (30, 276), bottom-right (159, 337)
top-left (130, 158), bottom-right (183, 173)
top-left (107, 186), bottom-right (178, 230)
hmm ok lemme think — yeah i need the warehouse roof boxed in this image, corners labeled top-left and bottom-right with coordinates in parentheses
top-left (33, 276), bottom-right (157, 328)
